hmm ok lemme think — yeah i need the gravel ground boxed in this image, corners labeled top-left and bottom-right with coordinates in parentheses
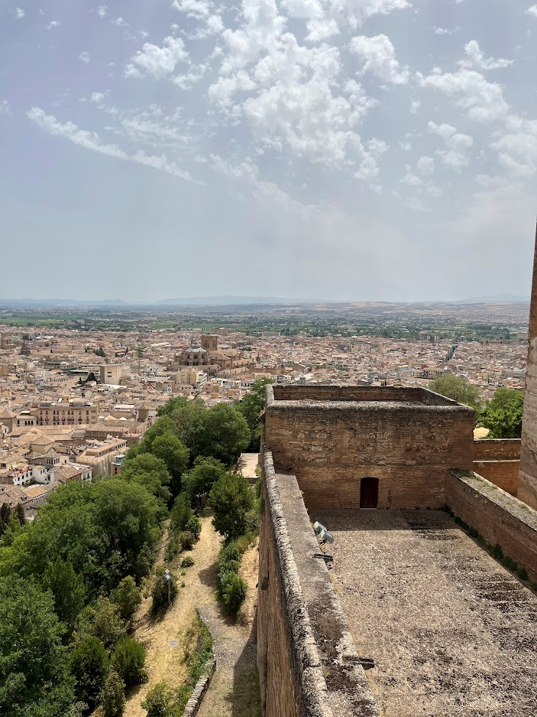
top-left (312, 509), bottom-right (537, 717)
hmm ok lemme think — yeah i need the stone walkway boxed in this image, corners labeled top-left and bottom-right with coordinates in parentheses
top-left (313, 509), bottom-right (537, 717)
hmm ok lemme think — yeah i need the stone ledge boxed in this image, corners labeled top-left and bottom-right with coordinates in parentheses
top-left (182, 610), bottom-right (217, 717)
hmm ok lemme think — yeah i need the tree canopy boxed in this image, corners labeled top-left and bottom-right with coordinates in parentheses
top-left (236, 378), bottom-right (272, 451)
top-left (479, 388), bottom-right (524, 438)
top-left (0, 577), bottom-right (74, 717)
top-left (429, 375), bottom-right (482, 409)
top-left (209, 472), bottom-right (254, 540)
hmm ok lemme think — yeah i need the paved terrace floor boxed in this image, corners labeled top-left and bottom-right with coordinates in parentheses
top-left (311, 509), bottom-right (537, 717)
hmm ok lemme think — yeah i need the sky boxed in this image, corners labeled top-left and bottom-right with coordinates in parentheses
top-left (0, 0), bottom-right (536, 303)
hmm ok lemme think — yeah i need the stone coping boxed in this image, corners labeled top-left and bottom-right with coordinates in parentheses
top-left (452, 470), bottom-right (537, 530)
top-left (263, 450), bottom-right (381, 716)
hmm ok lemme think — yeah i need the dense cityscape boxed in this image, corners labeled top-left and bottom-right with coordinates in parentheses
top-left (0, 300), bottom-right (528, 505)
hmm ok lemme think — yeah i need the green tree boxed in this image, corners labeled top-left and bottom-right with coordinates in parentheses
top-left (156, 396), bottom-right (189, 418)
top-left (479, 388), bottom-right (524, 438)
top-left (91, 479), bottom-right (161, 589)
top-left (11, 478), bottom-right (161, 593)
top-left (429, 375), bottom-right (482, 409)
top-left (137, 417), bottom-right (177, 453)
top-left (43, 558), bottom-right (86, 633)
top-left (111, 576), bottom-right (141, 624)
top-left (236, 378), bottom-right (272, 451)
top-left (169, 494), bottom-right (193, 534)
top-left (15, 503), bottom-right (25, 527)
top-left (121, 453), bottom-right (172, 505)
top-left (183, 457), bottom-right (226, 510)
top-left (77, 597), bottom-right (125, 650)
top-left (209, 473), bottom-right (254, 540)
top-left (69, 636), bottom-right (109, 712)
top-left (0, 502), bottom-right (11, 537)
top-left (151, 432), bottom-right (190, 496)
top-left (0, 577), bottom-right (74, 716)
top-left (195, 404), bottom-right (250, 466)
top-left (102, 670), bottom-right (125, 717)
top-left (167, 398), bottom-right (207, 454)
top-left (111, 636), bottom-right (146, 687)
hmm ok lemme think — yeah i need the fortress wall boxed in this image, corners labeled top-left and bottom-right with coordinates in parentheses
top-left (446, 471), bottom-right (537, 582)
top-left (265, 403), bottom-right (474, 510)
top-left (473, 438), bottom-right (521, 461)
top-left (272, 385), bottom-right (455, 406)
top-left (473, 460), bottom-right (519, 496)
top-left (471, 441), bottom-right (521, 495)
top-left (520, 230), bottom-right (537, 509)
top-left (257, 451), bottom-right (380, 717)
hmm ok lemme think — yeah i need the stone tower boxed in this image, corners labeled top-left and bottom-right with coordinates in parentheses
top-left (519, 223), bottom-right (537, 508)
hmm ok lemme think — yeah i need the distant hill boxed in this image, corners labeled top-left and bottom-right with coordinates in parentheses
top-left (457, 294), bottom-right (530, 304)
top-left (155, 296), bottom-right (320, 306)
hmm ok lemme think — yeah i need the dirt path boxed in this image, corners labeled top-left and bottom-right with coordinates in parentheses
top-left (196, 539), bottom-right (261, 717)
top-left (124, 518), bottom-right (222, 717)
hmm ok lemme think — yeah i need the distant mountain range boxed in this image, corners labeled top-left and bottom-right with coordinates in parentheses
top-left (155, 295), bottom-right (319, 306)
top-left (0, 294), bottom-right (530, 308)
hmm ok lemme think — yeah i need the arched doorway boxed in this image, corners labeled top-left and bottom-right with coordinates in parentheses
top-left (360, 477), bottom-right (379, 508)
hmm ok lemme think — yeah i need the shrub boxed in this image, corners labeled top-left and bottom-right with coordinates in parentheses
top-left (185, 515), bottom-right (201, 542)
top-left (179, 531), bottom-right (195, 551)
top-left (102, 670), bottom-right (126, 717)
top-left (111, 576), bottom-right (141, 624)
top-left (152, 566), bottom-right (178, 612)
top-left (141, 682), bottom-right (174, 717)
top-left (215, 541), bottom-right (247, 615)
top-left (69, 636), bottom-right (109, 711)
top-left (111, 636), bottom-right (146, 687)
top-left (220, 572), bottom-right (247, 614)
top-left (181, 556), bottom-right (195, 568)
top-left (518, 567), bottom-right (529, 581)
top-left (164, 533), bottom-right (180, 562)
top-left (220, 542), bottom-right (240, 564)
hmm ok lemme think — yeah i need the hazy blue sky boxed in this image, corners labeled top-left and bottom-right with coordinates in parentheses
top-left (1, 0), bottom-right (536, 302)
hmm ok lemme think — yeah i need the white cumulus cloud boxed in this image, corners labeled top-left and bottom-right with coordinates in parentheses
top-left (124, 36), bottom-right (189, 79)
top-left (428, 121), bottom-right (473, 170)
top-left (350, 34), bottom-right (409, 84)
top-left (79, 51), bottom-right (91, 64)
top-left (15, 7), bottom-right (25, 19)
top-left (418, 67), bottom-right (511, 123)
top-left (45, 20), bottom-right (60, 29)
top-left (459, 40), bottom-right (513, 71)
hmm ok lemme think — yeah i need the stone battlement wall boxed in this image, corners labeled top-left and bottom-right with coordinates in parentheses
top-left (473, 439), bottom-right (521, 496)
top-left (473, 439), bottom-right (521, 461)
top-left (446, 471), bottom-right (537, 582)
top-left (265, 387), bottom-right (475, 510)
top-left (257, 451), bottom-right (380, 717)
top-left (271, 384), bottom-right (456, 406)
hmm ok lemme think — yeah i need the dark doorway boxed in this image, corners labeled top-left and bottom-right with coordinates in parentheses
top-left (360, 477), bottom-right (379, 509)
